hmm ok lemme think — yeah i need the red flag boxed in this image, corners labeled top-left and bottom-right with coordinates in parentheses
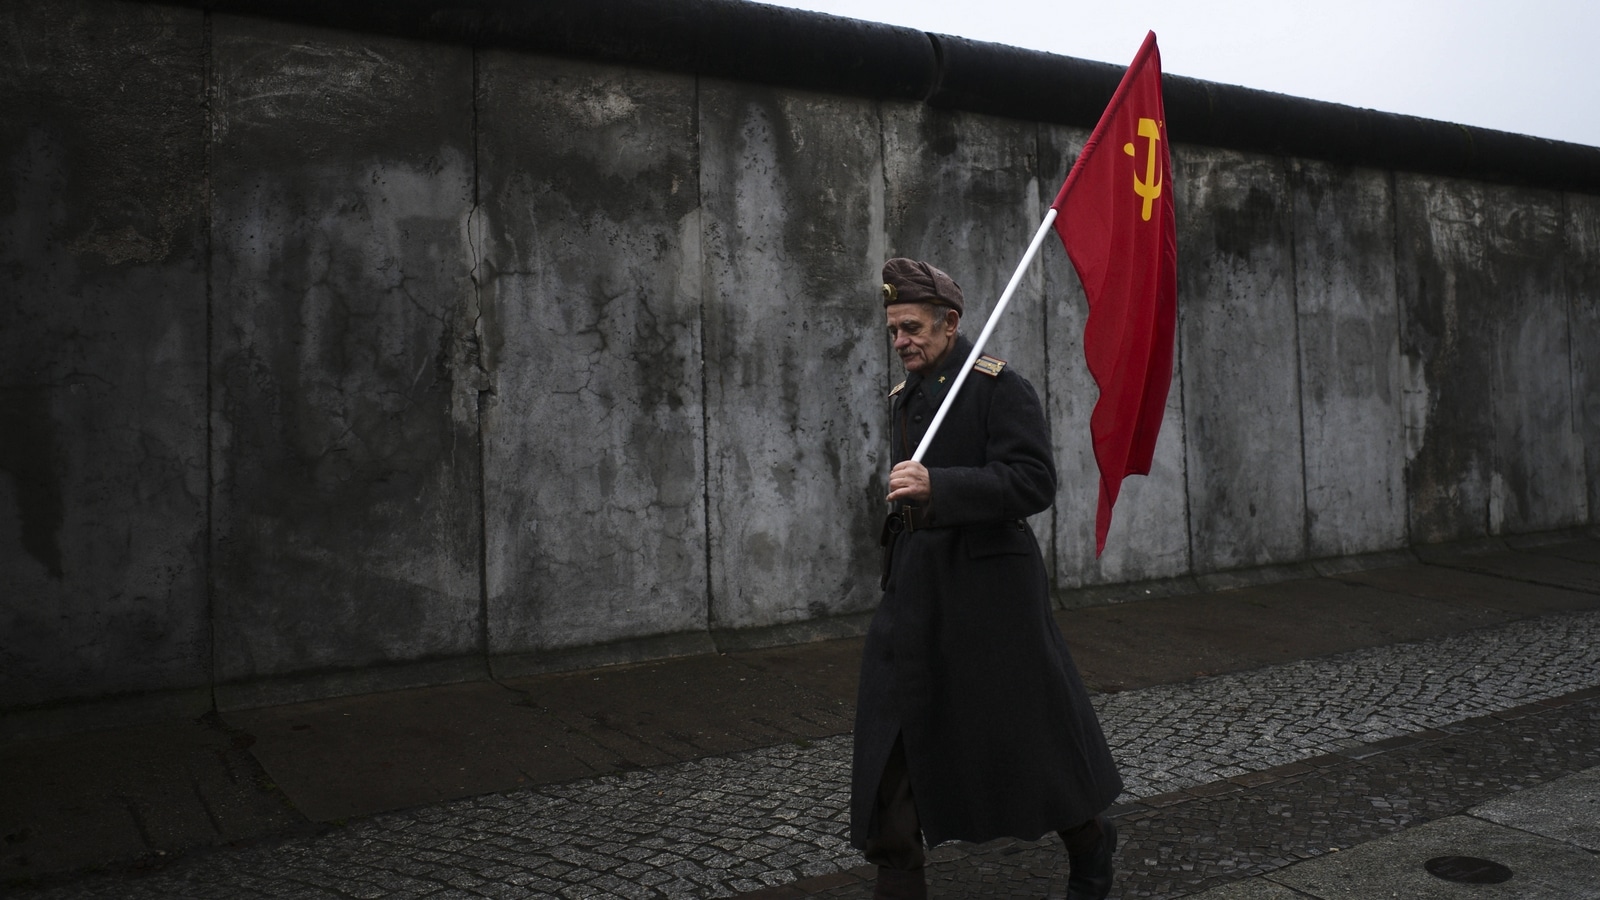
top-left (1051, 31), bottom-right (1177, 556)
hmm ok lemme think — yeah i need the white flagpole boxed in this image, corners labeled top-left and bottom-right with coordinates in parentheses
top-left (910, 207), bottom-right (1060, 463)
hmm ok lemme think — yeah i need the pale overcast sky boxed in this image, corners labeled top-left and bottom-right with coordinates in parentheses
top-left (762, 0), bottom-right (1600, 149)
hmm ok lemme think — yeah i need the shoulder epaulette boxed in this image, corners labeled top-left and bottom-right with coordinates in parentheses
top-left (889, 380), bottom-right (906, 397)
top-left (973, 355), bottom-right (1006, 377)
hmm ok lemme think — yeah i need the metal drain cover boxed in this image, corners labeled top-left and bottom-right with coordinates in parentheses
top-left (1425, 856), bottom-right (1514, 884)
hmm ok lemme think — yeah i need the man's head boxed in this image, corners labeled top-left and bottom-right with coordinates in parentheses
top-left (881, 258), bottom-right (963, 375)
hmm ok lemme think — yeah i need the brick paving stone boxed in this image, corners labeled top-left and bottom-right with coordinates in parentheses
top-left (11, 611), bottom-right (1600, 900)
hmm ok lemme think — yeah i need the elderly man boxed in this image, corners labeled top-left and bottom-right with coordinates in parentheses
top-left (851, 258), bottom-right (1123, 900)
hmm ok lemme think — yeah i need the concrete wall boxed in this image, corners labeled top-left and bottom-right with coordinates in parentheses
top-left (478, 54), bottom-right (708, 670)
top-left (1, 4), bottom-right (210, 710)
top-left (1396, 177), bottom-right (1588, 543)
top-left (1575, 195), bottom-right (1600, 523)
top-left (697, 81), bottom-right (891, 640)
top-left (3, 0), bottom-right (1598, 716)
top-left (208, 18), bottom-right (484, 706)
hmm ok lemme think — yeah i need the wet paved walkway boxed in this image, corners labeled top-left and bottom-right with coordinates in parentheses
top-left (5, 532), bottom-right (1600, 898)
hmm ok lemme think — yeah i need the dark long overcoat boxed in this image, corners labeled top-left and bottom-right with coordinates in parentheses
top-left (850, 335), bottom-right (1123, 850)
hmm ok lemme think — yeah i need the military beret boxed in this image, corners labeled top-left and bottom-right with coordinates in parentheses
top-left (881, 258), bottom-right (963, 314)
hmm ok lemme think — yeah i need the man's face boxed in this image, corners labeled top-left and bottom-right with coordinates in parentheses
top-left (885, 303), bottom-right (958, 375)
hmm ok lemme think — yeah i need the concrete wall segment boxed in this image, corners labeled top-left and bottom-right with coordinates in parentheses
top-left (1289, 160), bottom-right (1407, 558)
top-left (1036, 123), bottom-right (1096, 587)
top-left (1482, 184), bottom-right (1585, 533)
top-left (698, 81), bottom-right (886, 631)
top-left (1395, 173), bottom-right (1498, 543)
top-left (1055, 360), bottom-right (1191, 587)
top-left (476, 53), bottom-right (708, 656)
top-left (1396, 179), bottom-right (1586, 541)
top-left (1388, 176), bottom-right (1586, 540)
top-left (0, 2), bottom-right (212, 707)
top-left (1176, 147), bottom-right (1307, 572)
top-left (208, 17), bottom-right (482, 683)
top-left (1571, 195), bottom-right (1600, 524)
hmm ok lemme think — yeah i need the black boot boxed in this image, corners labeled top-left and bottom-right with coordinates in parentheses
top-left (874, 866), bottom-right (928, 900)
top-left (1063, 816), bottom-right (1116, 900)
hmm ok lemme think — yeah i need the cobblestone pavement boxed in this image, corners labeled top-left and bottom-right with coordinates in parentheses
top-left (14, 611), bottom-right (1600, 900)
top-left (803, 688), bottom-right (1600, 899)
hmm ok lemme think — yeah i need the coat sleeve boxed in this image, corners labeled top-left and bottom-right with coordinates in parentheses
top-left (924, 373), bottom-right (1057, 526)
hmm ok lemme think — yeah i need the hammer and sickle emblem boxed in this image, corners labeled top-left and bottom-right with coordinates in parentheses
top-left (1122, 117), bottom-right (1163, 221)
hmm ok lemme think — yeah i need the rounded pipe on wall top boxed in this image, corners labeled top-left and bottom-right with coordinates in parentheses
top-left (924, 33), bottom-right (1129, 126)
top-left (1163, 76), bottom-right (1600, 194)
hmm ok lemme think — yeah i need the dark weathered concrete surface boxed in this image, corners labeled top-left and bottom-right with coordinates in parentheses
top-left (207, 16), bottom-right (482, 698)
top-left (0, 715), bottom-right (302, 882)
top-left (698, 81), bottom-right (887, 632)
top-left (1289, 160), bottom-right (1406, 558)
top-left (1338, 559), bottom-right (1600, 615)
top-left (1415, 539), bottom-right (1600, 594)
top-left (1176, 147), bottom-right (1306, 572)
top-left (499, 651), bottom-right (854, 774)
top-left (1390, 176), bottom-right (1584, 544)
top-left (477, 52), bottom-right (708, 663)
top-left (1483, 184), bottom-right (1585, 535)
top-left (1572, 194), bottom-right (1600, 528)
top-left (1507, 532), bottom-right (1600, 564)
top-left (1396, 173), bottom-right (1497, 544)
top-left (5, 535), bottom-right (1600, 887)
top-left (228, 648), bottom-right (858, 823)
top-left (1063, 572), bottom-right (1584, 694)
top-left (0, 2), bottom-right (210, 710)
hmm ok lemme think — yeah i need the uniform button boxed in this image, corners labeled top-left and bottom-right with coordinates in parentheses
top-left (913, 414), bottom-right (924, 423)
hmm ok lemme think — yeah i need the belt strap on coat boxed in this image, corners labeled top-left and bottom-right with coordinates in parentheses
top-left (881, 505), bottom-right (927, 541)
top-left (879, 507), bottom-right (937, 590)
